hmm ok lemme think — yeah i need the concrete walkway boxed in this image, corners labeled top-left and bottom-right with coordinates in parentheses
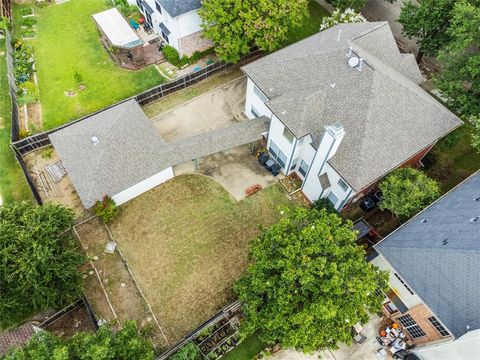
top-left (268, 314), bottom-right (383, 360)
top-left (361, 0), bottom-right (419, 55)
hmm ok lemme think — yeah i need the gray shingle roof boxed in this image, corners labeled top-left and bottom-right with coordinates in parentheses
top-left (50, 100), bottom-right (269, 208)
top-left (158, 0), bottom-right (201, 17)
top-left (242, 22), bottom-right (462, 191)
top-left (375, 171), bottom-right (480, 339)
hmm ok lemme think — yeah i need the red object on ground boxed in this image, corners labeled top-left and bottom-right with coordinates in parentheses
top-left (245, 184), bottom-right (262, 196)
top-left (139, 17), bottom-right (145, 24)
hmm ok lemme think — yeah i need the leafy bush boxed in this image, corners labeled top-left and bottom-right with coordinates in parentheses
top-left (17, 80), bottom-right (40, 104)
top-left (12, 40), bottom-right (35, 83)
top-left (21, 17), bottom-right (37, 28)
top-left (312, 198), bottom-right (336, 213)
top-left (163, 45), bottom-right (182, 66)
top-left (170, 342), bottom-right (199, 360)
top-left (163, 45), bottom-right (215, 68)
top-left (379, 167), bottom-right (441, 220)
top-left (4, 321), bottom-right (155, 359)
top-left (20, 7), bottom-right (34, 16)
top-left (0, 202), bottom-right (84, 327)
top-left (21, 30), bottom-right (36, 39)
top-left (93, 195), bottom-right (119, 223)
top-left (320, 8), bottom-right (366, 31)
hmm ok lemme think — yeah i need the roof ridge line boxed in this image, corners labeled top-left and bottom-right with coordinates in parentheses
top-left (349, 21), bottom-right (389, 42)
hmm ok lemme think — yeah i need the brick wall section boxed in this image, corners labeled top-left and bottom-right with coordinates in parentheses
top-left (0, 323), bottom-right (35, 355)
top-left (342, 142), bottom-right (435, 210)
top-left (178, 30), bottom-right (214, 57)
top-left (392, 303), bottom-right (453, 346)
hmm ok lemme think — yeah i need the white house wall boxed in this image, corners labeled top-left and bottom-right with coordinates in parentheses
top-left (112, 167), bottom-right (174, 206)
top-left (267, 115), bottom-right (296, 173)
top-left (370, 255), bottom-right (423, 310)
top-left (289, 136), bottom-right (315, 176)
top-left (177, 11), bottom-right (202, 37)
top-left (301, 132), bottom-right (355, 209)
top-left (129, 0), bottom-right (202, 54)
top-left (244, 78), bottom-right (273, 120)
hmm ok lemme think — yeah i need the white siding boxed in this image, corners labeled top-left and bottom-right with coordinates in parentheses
top-left (112, 167), bottom-right (174, 206)
top-left (289, 136), bottom-right (315, 176)
top-left (267, 115), bottom-right (296, 172)
top-left (177, 11), bottom-right (203, 37)
top-left (370, 255), bottom-right (423, 309)
top-left (244, 78), bottom-right (272, 119)
top-left (130, 0), bottom-right (202, 53)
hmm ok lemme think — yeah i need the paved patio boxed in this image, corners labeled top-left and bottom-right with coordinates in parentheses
top-left (269, 314), bottom-right (383, 360)
top-left (149, 77), bottom-right (247, 142)
top-left (174, 143), bottom-right (280, 201)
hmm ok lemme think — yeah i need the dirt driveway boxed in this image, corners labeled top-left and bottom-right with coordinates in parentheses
top-left (150, 77), bottom-right (247, 142)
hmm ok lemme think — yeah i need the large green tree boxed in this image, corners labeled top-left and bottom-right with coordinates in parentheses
top-left (199, 0), bottom-right (308, 63)
top-left (379, 168), bottom-right (441, 220)
top-left (235, 207), bottom-right (387, 353)
top-left (2, 321), bottom-right (154, 360)
top-left (0, 202), bottom-right (85, 327)
top-left (399, 0), bottom-right (456, 63)
top-left (434, 1), bottom-right (480, 120)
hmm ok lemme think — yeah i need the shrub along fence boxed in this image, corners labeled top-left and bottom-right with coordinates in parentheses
top-left (5, 30), bottom-right (20, 142)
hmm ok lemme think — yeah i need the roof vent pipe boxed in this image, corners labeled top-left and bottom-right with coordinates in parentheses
top-left (91, 136), bottom-right (100, 145)
top-left (337, 29), bottom-right (342, 42)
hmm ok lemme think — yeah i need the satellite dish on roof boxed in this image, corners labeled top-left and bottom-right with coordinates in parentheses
top-left (348, 56), bottom-right (360, 68)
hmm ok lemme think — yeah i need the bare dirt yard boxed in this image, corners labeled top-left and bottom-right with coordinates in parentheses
top-left (149, 77), bottom-right (247, 142)
top-left (75, 217), bottom-right (169, 350)
top-left (109, 175), bottom-right (293, 343)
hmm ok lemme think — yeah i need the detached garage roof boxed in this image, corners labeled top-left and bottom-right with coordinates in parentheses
top-left (49, 100), bottom-right (167, 208)
top-left (50, 100), bottom-right (269, 208)
top-left (375, 171), bottom-right (480, 339)
top-left (93, 8), bottom-right (143, 48)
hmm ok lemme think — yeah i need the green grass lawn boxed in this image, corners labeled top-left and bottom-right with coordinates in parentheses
top-left (424, 125), bottom-right (480, 192)
top-left (284, 0), bottom-right (330, 46)
top-left (110, 175), bottom-right (293, 343)
top-left (13, 0), bottom-right (165, 131)
top-left (0, 39), bottom-right (31, 204)
top-left (222, 335), bottom-right (266, 360)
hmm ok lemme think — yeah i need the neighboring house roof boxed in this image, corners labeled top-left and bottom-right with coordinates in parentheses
top-left (242, 22), bottom-right (462, 191)
top-left (157, 0), bottom-right (201, 17)
top-left (92, 8), bottom-right (143, 49)
top-left (375, 171), bottom-right (480, 339)
top-left (50, 100), bottom-right (269, 208)
top-left (0, 322), bottom-right (38, 355)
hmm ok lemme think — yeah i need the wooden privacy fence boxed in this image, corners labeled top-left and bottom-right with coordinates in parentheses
top-left (135, 50), bottom-right (261, 106)
top-left (11, 50), bottom-right (262, 157)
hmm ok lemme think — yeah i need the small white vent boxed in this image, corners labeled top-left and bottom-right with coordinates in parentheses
top-left (91, 136), bottom-right (99, 145)
top-left (348, 56), bottom-right (360, 68)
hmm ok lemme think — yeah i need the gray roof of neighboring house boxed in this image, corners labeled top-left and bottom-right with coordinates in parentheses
top-left (158, 0), bottom-right (201, 17)
top-left (242, 22), bottom-right (462, 191)
top-left (50, 100), bottom-right (269, 208)
top-left (375, 171), bottom-right (480, 339)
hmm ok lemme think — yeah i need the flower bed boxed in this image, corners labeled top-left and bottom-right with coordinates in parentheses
top-left (21, 18), bottom-right (37, 28)
top-left (280, 173), bottom-right (302, 194)
top-left (12, 39), bottom-right (39, 105)
top-left (21, 30), bottom-right (36, 39)
top-left (20, 7), bottom-right (34, 17)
